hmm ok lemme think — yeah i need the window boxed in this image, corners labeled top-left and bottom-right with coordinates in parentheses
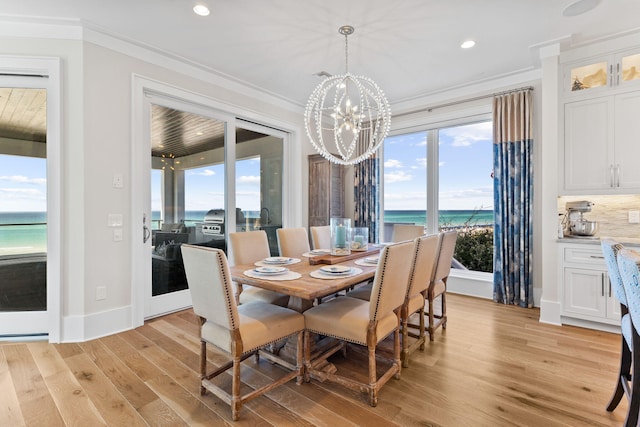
top-left (383, 120), bottom-right (494, 273)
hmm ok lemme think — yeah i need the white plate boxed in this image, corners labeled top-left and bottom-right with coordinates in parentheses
top-left (262, 257), bottom-right (292, 264)
top-left (320, 265), bottom-right (352, 274)
top-left (253, 266), bottom-right (288, 275)
top-left (364, 256), bottom-right (379, 263)
top-left (310, 249), bottom-right (330, 255)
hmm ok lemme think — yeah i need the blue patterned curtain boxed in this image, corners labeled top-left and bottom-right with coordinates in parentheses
top-left (492, 89), bottom-right (533, 308)
top-left (354, 130), bottom-right (380, 243)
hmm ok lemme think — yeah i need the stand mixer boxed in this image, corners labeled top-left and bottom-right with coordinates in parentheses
top-left (565, 201), bottom-right (598, 237)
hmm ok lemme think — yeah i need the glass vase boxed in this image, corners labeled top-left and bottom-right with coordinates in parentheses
top-left (351, 227), bottom-right (368, 251)
top-left (330, 217), bottom-right (351, 256)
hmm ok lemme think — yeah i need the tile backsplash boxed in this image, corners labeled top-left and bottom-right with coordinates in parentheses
top-left (558, 195), bottom-right (640, 238)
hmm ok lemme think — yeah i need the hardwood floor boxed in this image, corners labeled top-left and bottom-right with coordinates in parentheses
top-left (0, 294), bottom-right (629, 426)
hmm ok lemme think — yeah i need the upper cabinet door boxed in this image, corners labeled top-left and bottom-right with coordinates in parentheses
top-left (616, 50), bottom-right (640, 88)
top-left (565, 58), bottom-right (610, 97)
top-left (614, 90), bottom-right (640, 190)
top-left (563, 97), bottom-right (614, 193)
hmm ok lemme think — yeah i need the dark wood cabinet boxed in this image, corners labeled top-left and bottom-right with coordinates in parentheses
top-left (308, 154), bottom-right (344, 227)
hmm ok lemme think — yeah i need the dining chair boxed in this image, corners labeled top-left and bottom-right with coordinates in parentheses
top-left (615, 247), bottom-right (640, 427)
top-left (303, 240), bottom-right (415, 406)
top-left (425, 230), bottom-right (457, 341)
top-left (347, 234), bottom-right (441, 366)
top-left (401, 233), bottom-right (441, 366)
top-left (602, 238), bottom-right (633, 414)
top-left (310, 225), bottom-right (331, 250)
top-left (181, 244), bottom-right (305, 421)
top-left (228, 230), bottom-right (289, 307)
top-left (276, 227), bottom-right (311, 257)
top-left (392, 224), bottom-right (425, 242)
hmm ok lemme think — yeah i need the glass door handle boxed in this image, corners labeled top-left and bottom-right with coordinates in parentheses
top-left (143, 213), bottom-right (151, 243)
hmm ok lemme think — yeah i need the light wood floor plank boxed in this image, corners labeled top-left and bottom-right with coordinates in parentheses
top-left (61, 352), bottom-right (149, 427)
top-left (3, 344), bottom-right (65, 427)
top-left (28, 342), bottom-right (107, 426)
top-left (0, 346), bottom-right (26, 427)
top-left (0, 294), bottom-right (632, 426)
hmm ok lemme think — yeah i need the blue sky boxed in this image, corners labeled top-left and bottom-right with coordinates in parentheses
top-left (3, 121), bottom-right (492, 214)
top-left (0, 154), bottom-right (47, 212)
top-left (384, 120), bottom-right (494, 211)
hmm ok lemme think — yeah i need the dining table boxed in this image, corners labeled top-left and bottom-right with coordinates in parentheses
top-left (228, 246), bottom-right (382, 367)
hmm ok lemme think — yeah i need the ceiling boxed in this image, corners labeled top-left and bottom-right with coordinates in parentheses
top-left (1, 0), bottom-right (639, 109)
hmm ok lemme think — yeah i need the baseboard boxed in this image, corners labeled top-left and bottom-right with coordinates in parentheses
top-left (539, 298), bottom-right (562, 325)
top-left (62, 305), bottom-right (133, 342)
top-left (448, 270), bottom-right (493, 300)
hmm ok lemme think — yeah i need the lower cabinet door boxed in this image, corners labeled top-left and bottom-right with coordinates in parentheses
top-left (563, 267), bottom-right (607, 319)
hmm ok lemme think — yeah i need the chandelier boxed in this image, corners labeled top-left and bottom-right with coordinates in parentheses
top-left (304, 25), bottom-right (391, 165)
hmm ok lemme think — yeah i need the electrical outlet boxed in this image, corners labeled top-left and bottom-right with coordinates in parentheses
top-left (112, 173), bottom-right (124, 189)
top-left (113, 228), bottom-right (123, 241)
top-left (629, 210), bottom-right (640, 224)
top-left (96, 286), bottom-right (106, 300)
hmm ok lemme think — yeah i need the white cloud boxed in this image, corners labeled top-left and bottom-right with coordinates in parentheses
top-left (384, 159), bottom-right (403, 168)
top-left (416, 136), bottom-right (427, 146)
top-left (384, 170), bottom-right (413, 183)
top-left (0, 175), bottom-right (46, 185)
top-left (191, 169), bottom-right (216, 176)
top-left (442, 121), bottom-right (493, 147)
top-left (438, 186), bottom-right (494, 210)
top-left (416, 158), bottom-right (427, 168)
top-left (0, 188), bottom-right (42, 196)
top-left (237, 175), bottom-right (260, 185)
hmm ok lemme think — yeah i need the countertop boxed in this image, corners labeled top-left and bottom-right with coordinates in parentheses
top-left (558, 236), bottom-right (640, 246)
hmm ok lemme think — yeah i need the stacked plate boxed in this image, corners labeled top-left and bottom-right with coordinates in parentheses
top-left (319, 265), bottom-right (353, 276)
top-left (364, 256), bottom-right (379, 264)
top-left (310, 249), bottom-right (330, 255)
top-left (262, 257), bottom-right (293, 265)
top-left (253, 266), bottom-right (288, 276)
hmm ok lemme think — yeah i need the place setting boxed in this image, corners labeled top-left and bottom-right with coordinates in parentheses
top-left (354, 255), bottom-right (379, 267)
top-left (254, 256), bottom-right (301, 267)
top-left (302, 249), bottom-right (331, 257)
top-left (309, 264), bottom-right (363, 279)
top-left (243, 265), bottom-right (302, 281)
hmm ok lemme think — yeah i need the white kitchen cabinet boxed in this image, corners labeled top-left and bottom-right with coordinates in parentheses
top-left (562, 90), bottom-right (640, 193)
top-left (560, 244), bottom-right (621, 328)
top-left (563, 48), bottom-right (640, 98)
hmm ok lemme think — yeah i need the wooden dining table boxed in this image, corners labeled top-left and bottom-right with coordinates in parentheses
top-left (228, 247), bottom-right (381, 313)
top-left (228, 247), bottom-right (381, 368)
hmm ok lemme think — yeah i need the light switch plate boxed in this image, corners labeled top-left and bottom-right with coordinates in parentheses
top-left (108, 214), bottom-right (123, 227)
top-left (629, 210), bottom-right (640, 224)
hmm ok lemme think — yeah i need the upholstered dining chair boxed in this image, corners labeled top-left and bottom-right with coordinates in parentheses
top-left (310, 225), bottom-right (331, 250)
top-left (615, 247), bottom-right (640, 427)
top-left (276, 227), bottom-right (311, 257)
top-left (401, 233), bottom-right (441, 366)
top-left (392, 224), bottom-right (425, 242)
top-left (347, 234), bottom-right (441, 367)
top-left (228, 230), bottom-right (289, 307)
top-left (602, 238), bottom-right (633, 415)
top-left (303, 240), bottom-right (415, 406)
top-left (425, 230), bottom-right (457, 341)
top-left (180, 244), bottom-right (305, 421)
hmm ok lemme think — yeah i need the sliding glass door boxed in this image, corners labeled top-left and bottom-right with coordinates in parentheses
top-left (0, 78), bottom-right (49, 336)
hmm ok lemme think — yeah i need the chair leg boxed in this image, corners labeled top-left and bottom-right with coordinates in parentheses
top-left (419, 302), bottom-right (426, 351)
top-left (231, 355), bottom-right (242, 421)
top-left (428, 296), bottom-right (435, 341)
top-left (394, 325), bottom-right (401, 380)
top-left (441, 292), bottom-right (448, 330)
top-left (296, 331), bottom-right (303, 385)
top-left (303, 330), bottom-right (311, 383)
top-left (200, 340), bottom-right (207, 395)
top-left (368, 344), bottom-right (378, 407)
top-left (401, 307), bottom-right (409, 368)
top-left (607, 339), bottom-right (631, 411)
top-left (625, 331), bottom-right (640, 427)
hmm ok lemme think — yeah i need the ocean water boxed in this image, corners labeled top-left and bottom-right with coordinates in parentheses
top-left (0, 212), bottom-right (48, 255)
top-left (1, 209), bottom-right (493, 255)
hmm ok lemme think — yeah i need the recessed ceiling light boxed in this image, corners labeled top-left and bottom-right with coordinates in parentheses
top-left (193, 4), bottom-right (210, 16)
top-left (562, 0), bottom-right (600, 17)
top-left (461, 40), bottom-right (476, 49)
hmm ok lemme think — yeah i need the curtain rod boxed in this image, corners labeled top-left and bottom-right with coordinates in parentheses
top-left (394, 86), bottom-right (534, 118)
